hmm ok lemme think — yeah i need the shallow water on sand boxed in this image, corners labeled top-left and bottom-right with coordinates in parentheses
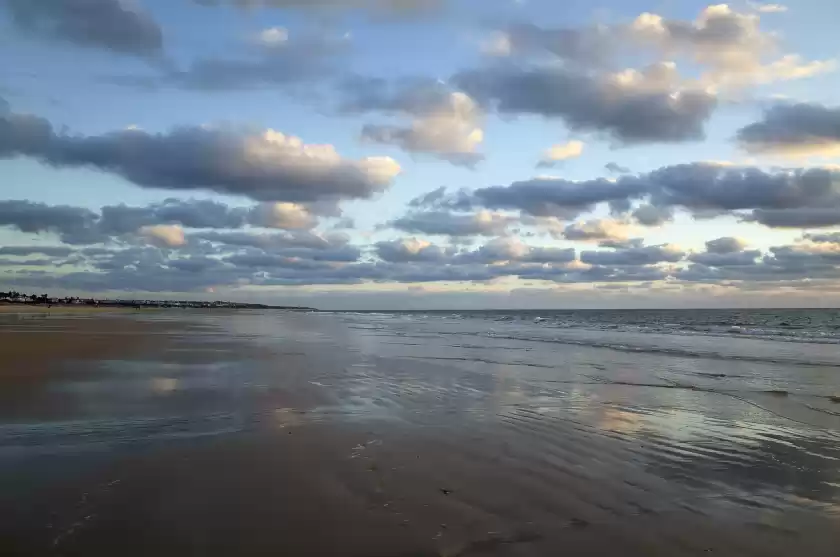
top-left (1, 310), bottom-right (839, 555)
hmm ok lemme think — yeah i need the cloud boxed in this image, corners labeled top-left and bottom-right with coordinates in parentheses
top-left (705, 237), bottom-right (747, 254)
top-left (3, 0), bottom-right (163, 58)
top-left (628, 5), bottom-right (831, 87)
top-left (191, 0), bottom-right (442, 15)
top-left (677, 241), bottom-right (840, 284)
top-left (0, 198), bottom-right (338, 247)
top-left (376, 238), bottom-right (450, 262)
top-left (737, 103), bottom-right (840, 158)
top-left (749, 208), bottom-right (840, 228)
top-left (0, 246), bottom-right (73, 257)
top-left (455, 63), bottom-right (717, 144)
top-left (0, 200), bottom-right (100, 244)
top-left (537, 140), bottom-right (584, 167)
top-left (480, 31), bottom-right (512, 57)
top-left (562, 219), bottom-right (632, 243)
top-left (98, 199), bottom-right (249, 235)
top-left (580, 244), bottom-right (684, 266)
top-left (409, 163), bottom-right (840, 229)
top-left (248, 203), bottom-right (318, 230)
top-left (389, 210), bottom-right (514, 236)
top-left (253, 27), bottom-right (288, 46)
top-left (632, 204), bottom-right (673, 226)
top-left (648, 164), bottom-right (840, 212)
top-left (495, 22), bottom-right (615, 66)
top-left (804, 232), bottom-right (840, 244)
top-left (164, 31), bottom-right (347, 91)
top-left (0, 103), bottom-right (400, 203)
top-left (687, 237), bottom-right (760, 267)
top-left (457, 238), bottom-right (576, 264)
top-left (465, 176), bottom-right (650, 218)
top-left (192, 230), bottom-right (350, 252)
top-left (345, 79), bottom-right (484, 166)
top-left (140, 225), bottom-right (187, 248)
top-left (689, 250), bottom-right (761, 267)
top-left (490, 5), bottom-right (831, 92)
top-left (605, 162), bottom-right (631, 174)
top-left (8, 221), bottom-right (840, 293)
top-left (748, 2), bottom-right (788, 13)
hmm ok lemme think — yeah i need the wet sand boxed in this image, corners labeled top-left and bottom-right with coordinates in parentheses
top-left (1, 311), bottom-right (838, 556)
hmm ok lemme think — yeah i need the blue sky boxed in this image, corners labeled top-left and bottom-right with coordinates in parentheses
top-left (1, 0), bottom-right (840, 309)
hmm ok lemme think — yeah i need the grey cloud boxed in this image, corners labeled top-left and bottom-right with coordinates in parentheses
top-left (748, 208), bottom-right (840, 228)
top-left (581, 245), bottom-right (684, 266)
top-left (191, 0), bottom-right (442, 14)
top-left (0, 246), bottom-right (73, 257)
top-left (804, 232), bottom-right (840, 244)
top-left (0, 200), bottom-right (99, 244)
top-left (331, 217), bottom-right (356, 230)
top-left (165, 256), bottom-right (228, 274)
top-left (647, 164), bottom-right (840, 211)
top-left (1, 198), bottom-right (325, 246)
top-left (738, 103), bottom-right (840, 155)
top-left (605, 162), bottom-right (631, 174)
top-left (4, 0), bottom-right (163, 58)
top-left (403, 163), bottom-right (840, 229)
top-left (340, 77), bottom-right (455, 117)
top-left (361, 123), bottom-right (483, 167)
top-left (162, 34), bottom-right (346, 91)
top-left (408, 186), bottom-right (448, 208)
top-left (689, 250), bottom-right (761, 267)
top-left (248, 203), bottom-right (319, 230)
top-left (561, 265), bottom-right (668, 284)
top-left (456, 240), bottom-right (575, 264)
top-left (10, 230), bottom-right (840, 293)
top-left (632, 204), bottom-right (672, 226)
top-left (705, 237), bottom-right (746, 254)
top-left (224, 251), bottom-right (355, 269)
top-left (599, 238), bottom-right (644, 249)
top-left (562, 219), bottom-right (629, 242)
top-left (343, 78), bottom-right (484, 166)
top-left (519, 246), bottom-right (576, 264)
top-left (192, 230), bottom-right (349, 252)
top-left (389, 211), bottom-right (512, 236)
top-left (454, 65), bottom-right (717, 144)
top-left (675, 243), bottom-right (840, 284)
top-left (493, 6), bottom-right (792, 86)
top-left (376, 239), bottom-right (450, 263)
top-left (501, 23), bottom-right (615, 66)
top-left (466, 163), bottom-right (839, 220)
top-left (0, 104), bottom-right (399, 203)
top-left (470, 177), bottom-right (649, 218)
top-left (98, 199), bottom-right (249, 235)
top-left (0, 258), bottom-right (56, 267)
top-left (608, 198), bottom-right (633, 216)
top-left (769, 245), bottom-right (840, 265)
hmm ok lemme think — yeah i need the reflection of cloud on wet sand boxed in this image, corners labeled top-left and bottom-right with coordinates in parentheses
top-left (150, 377), bottom-right (179, 394)
top-left (598, 407), bottom-right (643, 434)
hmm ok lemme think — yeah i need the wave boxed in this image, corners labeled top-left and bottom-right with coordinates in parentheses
top-left (370, 328), bottom-right (840, 368)
top-left (483, 332), bottom-right (840, 368)
top-left (350, 311), bottom-right (840, 345)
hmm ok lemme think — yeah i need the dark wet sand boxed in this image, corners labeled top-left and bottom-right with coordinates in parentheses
top-left (1, 311), bottom-right (838, 556)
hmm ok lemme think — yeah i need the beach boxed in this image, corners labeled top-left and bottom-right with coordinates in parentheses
top-left (1, 309), bottom-right (839, 556)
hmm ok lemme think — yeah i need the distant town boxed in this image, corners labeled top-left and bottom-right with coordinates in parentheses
top-left (0, 290), bottom-right (313, 311)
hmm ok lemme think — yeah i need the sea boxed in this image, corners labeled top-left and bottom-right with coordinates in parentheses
top-left (314, 307), bottom-right (840, 422)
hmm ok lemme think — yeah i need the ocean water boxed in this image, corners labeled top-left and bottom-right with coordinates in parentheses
top-left (320, 308), bottom-right (840, 408)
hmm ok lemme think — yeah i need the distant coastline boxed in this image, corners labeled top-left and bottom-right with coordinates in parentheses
top-left (0, 291), bottom-right (313, 311)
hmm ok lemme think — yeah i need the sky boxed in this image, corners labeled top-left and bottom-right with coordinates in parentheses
top-left (2, 0), bottom-right (840, 309)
